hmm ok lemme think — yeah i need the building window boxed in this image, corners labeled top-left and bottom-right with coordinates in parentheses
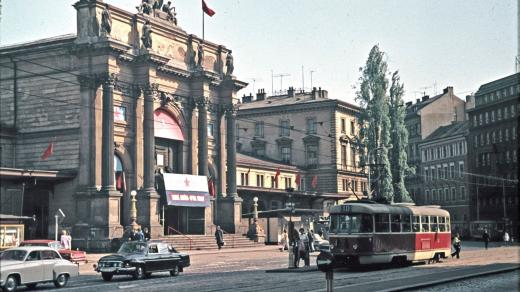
top-left (499, 130), bottom-right (503, 142)
top-left (513, 127), bottom-right (517, 140)
top-left (498, 108), bottom-right (502, 120)
top-left (208, 123), bottom-right (214, 137)
top-left (479, 114), bottom-right (483, 125)
top-left (350, 147), bottom-right (356, 167)
top-left (513, 150), bottom-right (517, 162)
top-left (281, 146), bottom-right (291, 163)
top-left (480, 134), bottom-right (484, 146)
top-left (473, 116), bottom-right (477, 127)
top-left (240, 173), bottom-right (249, 186)
top-left (271, 176), bottom-right (278, 188)
top-left (280, 120), bottom-right (290, 136)
top-left (511, 104), bottom-right (515, 117)
top-left (443, 165), bottom-right (448, 179)
top-left (256, 174), bottom-right (264, 187)
top-left (460, 186), bottom-right (465, 200)
top-left (431, 166), bottom-right (435, 180)
top-left (486, 132), bottom-right (490, 145)
top-left (350, 121), bottom-right (355, 135)
top-left (306, 145), bottom-right (318, 167)
top-left (442, 146), bottom-right (446, 158)
top-left (306, 117), bottom-right (317, 134)
top-left (444, 189), bottom-right (449, 201)
top-left (342, 179), bottom-right (348, 191)
top-left (458, 162), bottom-right (464, 177)
top-left (437, 165), bottom-right (442, 179)
top-left (432, 190), bottom-right (437, 201)
top-left (341, 118), bottom-right (346, 133)
top-left (505, 129), bottom-right (510, 141)
top-left (450, 164), bottom-right (455, 178)
top-left (491, 110), bottom-right (495, 122)
top-left (425, 190), bottom-right (430, 203)
top-left (485, 112), bottom-right (489, 124)
top-left (255, 121), bottom-right (264, 137)
top-left (492, 131), bottom-right (496, 143)
top-left (506, 151), bottom-right (510, 163)
top-left (451, 188), bottom-right (456, 201)
top-left (341, 145), bottom-right (347, 168)
top-left (504, 106), bottom-right (509, 119)
top-left (449, 145), bottom-right (454, 157)
top-left (424, 168), bottom-right (429, 181)
top-left (473, 136), bottom-right (478, 148)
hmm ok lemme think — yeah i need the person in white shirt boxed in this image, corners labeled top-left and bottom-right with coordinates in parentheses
top-left (60, 230), bottom-right (71, 250)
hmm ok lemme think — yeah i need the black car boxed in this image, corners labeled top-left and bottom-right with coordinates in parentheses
top-left (95, 240), bottom-right (190, 281)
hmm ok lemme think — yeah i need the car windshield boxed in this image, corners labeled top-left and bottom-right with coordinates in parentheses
top-left (330, 213), bottom-right (373, 234)
top-left (118, 242), bottom-right (147, 254)
top-left (0, 250), bottom-right (27, 261)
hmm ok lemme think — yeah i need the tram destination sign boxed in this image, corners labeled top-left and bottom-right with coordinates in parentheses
top-left (163, 173), bottom-right (210, 207)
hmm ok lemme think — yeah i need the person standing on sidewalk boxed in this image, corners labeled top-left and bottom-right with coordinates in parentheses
top-left (503, 231), bottom-right (510, 246)
top-left (482, 230), bottom-right (490, 250)
top-left (451, 233), bottom-right (461, 259)
top-left (307, 230), bottom-right (315, 252)
top-left (279, 229), bottom-right (289, 251)
top-left (215, 225), bottom-right (224, 250)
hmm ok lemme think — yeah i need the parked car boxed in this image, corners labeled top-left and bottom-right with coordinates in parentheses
top-left (19, 240), bottom-right (87, 264)
top-left (312, 233), bottom-right (330, 252)
top-left (0, 246), bottom-right (79, 291)
top-left (94, 240), bottom-right (190, 281)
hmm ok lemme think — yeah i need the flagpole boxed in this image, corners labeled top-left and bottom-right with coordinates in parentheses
top-left (202, 7), bottom-right (205, 41)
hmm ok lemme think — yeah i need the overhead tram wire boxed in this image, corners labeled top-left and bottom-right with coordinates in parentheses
top-left (3, 61), bottom-right (519, 187)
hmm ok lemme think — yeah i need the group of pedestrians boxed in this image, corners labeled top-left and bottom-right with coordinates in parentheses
top-left (128, 227), bottom-right (151, 242)
top-left (290, 228), bottom-right (315, 268)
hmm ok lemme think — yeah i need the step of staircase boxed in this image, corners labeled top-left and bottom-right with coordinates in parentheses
top-left (158, 234), bottom-right (260, 251)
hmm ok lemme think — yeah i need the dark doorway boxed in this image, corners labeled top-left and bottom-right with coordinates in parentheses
top-left (164, 206), bottom-right (205, 235)
top-left (23, 186), bottom-right (50, 239)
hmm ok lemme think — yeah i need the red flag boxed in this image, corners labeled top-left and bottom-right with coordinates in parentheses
top-left (208, 178), bottom-right (216, 198)
top-left (295, 173), bottom-right (301, 186)
top-left (202, 0), bottom-right (215, 16)
top-left (311, 175), bottom-right (318, 189)
top-left (41, 142), bottom-right (54, 160)
top-left (274, 168), bottom-right (281, 180)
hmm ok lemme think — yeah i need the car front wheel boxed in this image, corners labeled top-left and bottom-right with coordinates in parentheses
top-left (3, 276), bottom-right (18, 292)
top-left (170, 265), bottom-right (179, 276)
top-left (54, 274), bottom-right (68, 288)
top-left (101, 273), bottom-right (113, 281)
top-left (132, 266), bottom-right (145, 280)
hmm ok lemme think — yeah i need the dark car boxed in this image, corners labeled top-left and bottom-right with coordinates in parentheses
top-left (94, 240), bottom-right (190, 281)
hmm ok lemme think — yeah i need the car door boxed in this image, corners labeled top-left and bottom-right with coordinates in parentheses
top-left (22, 251), bottom-right (43, 284)
top-left (145, 244), bottom-right (160, 271)
top-left (41, 250), bottom-right (61, 280)
top-left (158, 243), bottom-right (176, 271)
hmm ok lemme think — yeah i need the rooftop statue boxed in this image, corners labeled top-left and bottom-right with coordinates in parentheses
top-left (136, 0), bottom-right (153, 15)
top-left (141, 20), bottom-right (153, 49)
top-left (100, 4), bottom-right (112, 36)
top-left (225, 50), bottom-right (234, 76)
top-left (197, 42), bottom-right (204, 68)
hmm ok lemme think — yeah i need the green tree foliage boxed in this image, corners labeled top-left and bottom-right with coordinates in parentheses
top-left (355, 45), bottom-right (394, 203)
top-left (389, 71), bottom-right (413, 203)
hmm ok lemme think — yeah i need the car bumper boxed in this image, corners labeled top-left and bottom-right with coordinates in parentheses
top-left (96, 267), bottom-right (136, 274)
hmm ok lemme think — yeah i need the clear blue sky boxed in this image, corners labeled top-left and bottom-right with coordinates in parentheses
top-left (1, 0), bottom-right (517, 104)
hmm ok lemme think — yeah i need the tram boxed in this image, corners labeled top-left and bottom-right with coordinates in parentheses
top-left (328, 200), bottom-right (451, 266)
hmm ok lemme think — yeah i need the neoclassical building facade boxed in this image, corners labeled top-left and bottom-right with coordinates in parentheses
top-left (0, 1), bottom-right (246, 250)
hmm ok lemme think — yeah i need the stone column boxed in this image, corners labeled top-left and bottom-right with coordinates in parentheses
top-left (225, 104), bottom-right (238, 198)
top-left (197, 97), bottom-right (209, 176)
top-left (101, 73), bottom-right (117, 192)
top-left (215, 105), bottom-right (225, 198)
top-left (141, 83), bottom-right (162, 238)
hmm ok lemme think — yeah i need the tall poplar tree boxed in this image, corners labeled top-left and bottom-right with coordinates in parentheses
top-left (355, 45), bottom-right (394, 203)
top-left (389, 71), bottom-right (413, 203)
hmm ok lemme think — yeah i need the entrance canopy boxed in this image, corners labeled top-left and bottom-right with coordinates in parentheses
top-left (163, 173), bottom-right (210, 207)
top-left (154, 109), bottom-right (184, 141)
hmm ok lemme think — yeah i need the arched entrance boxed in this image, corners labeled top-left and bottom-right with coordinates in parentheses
top-left (154, 109), bottom-right (206, 234)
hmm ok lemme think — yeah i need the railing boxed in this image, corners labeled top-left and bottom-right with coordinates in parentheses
top-left (210, 225), bottom-right (235, 248)
top-left (167, 226), bottom-right (193, 251)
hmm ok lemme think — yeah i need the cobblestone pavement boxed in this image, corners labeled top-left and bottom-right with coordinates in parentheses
top-left (10, 244), bottom-right (519, 291)
top-left (412, 270), bottom-right (519, 292)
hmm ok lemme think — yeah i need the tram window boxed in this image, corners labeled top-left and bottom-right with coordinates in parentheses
top-left (439, 217), bottom-right (446, 232)
top-left (446, 217), bottom-right (451, 232)
top-left (412, 216), bottom-right (420, 232)
top-left (375, 214), bottom-right (390, 232)
top-left (391, 214), bottom-right (401, 232)
top-left (402, 215), bottom-right (412, 232)
top-left (421, 216), bottom-right (430, 232)
top-left (430, 216), bottom-right (438, 232)
top-left (330, 214), bottom-right (373, 233)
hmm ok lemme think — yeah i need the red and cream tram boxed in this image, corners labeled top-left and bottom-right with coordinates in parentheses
top-left (328, 200), bottom-right (451, 266)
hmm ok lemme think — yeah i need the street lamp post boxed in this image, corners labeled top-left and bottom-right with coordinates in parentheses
top-left (253, 196), bottom-right (259, 220)
top-left (130, 190), bottom-right (139, 231)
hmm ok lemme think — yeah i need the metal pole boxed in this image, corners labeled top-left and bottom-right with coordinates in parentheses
top-left (502, 179), bottom-right (507, 226)
top-left (202, 10), bottom-right (205, 41)
top-left (326, 270), bottom-right (334, 292)
top-left (20, 182), bottom-right (25, 216)
top-left (476, 185), bottom-right (480, 221)
top-left (55, 214), bottom-right (59, 241)
top-left (367, 151), bottom-right (371, 199)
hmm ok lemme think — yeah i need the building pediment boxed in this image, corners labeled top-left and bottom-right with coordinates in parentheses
top-left (275, 137), bottom-right (293, 146)
top-left (250, 138), bottom-right (267, 148)
top-left (303, 135), bottom-right (320, 144)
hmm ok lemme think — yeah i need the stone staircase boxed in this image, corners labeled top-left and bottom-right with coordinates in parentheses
top-left (158, 234), bottom-right (260, 251)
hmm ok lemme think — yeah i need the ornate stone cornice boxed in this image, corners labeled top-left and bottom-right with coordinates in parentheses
top-left (303, 134), bottom-right (321, 144)
top-left (141, 83), bottom-right (159, 96)
top-left (275, 136), bottom-right (293, 146)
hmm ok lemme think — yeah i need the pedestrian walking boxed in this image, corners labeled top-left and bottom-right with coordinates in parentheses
top-left (451, 233), bottom-right (461, 259)
top-left (292, 228), bottom-right (300, 267)
top-left (298, 228), bottom-right (310, 267)
top-left (503, 231), bottom-right (510, 246)
top-left (143, 227), bottom-right (151, 241)
top-left (308, 230), bottom-right (315, 252)
top-left (215, 225), bottom-right (224, 250)
top-left (482, 230), bottom-right (490, 250)
top-left (279, 229), bottom-right (289, 251)
top-left (137, 228), bottom-right (145, 241)
top-left (60, 230), bottom-right (71, 249)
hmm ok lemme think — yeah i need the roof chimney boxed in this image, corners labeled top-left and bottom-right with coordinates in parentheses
top-left (287, 86), bottom-right (295, 97)
top-left (242, 93), bottom-right (253, 103)
top-left (416, 98), bottom-right (420, 104)
top-left (422, 95), bottom-right (429, 101)
top-left (311, 87), bottom-right (318, 100)
top-left (405, 101), bottom-right (412, 107)
top-left (443, 86), bottom-right (453, 94)
top-left (256, 89), bottom-right (266, 101)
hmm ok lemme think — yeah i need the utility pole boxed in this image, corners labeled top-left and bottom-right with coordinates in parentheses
top-left (502, 179), bottom-right (507, 229)
top-left (476, 185), bottom-right (480, 221)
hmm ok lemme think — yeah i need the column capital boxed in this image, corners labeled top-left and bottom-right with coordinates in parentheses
top-left (224, 103), bottom-right (239, 118)
top-left (98, 72), bottom-right (119, 88)
top-left (141, 83), bottom-right (160, 96)
top-left (194, 96), bottom-right (209, 109)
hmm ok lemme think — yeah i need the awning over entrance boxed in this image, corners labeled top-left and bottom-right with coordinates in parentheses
top-left (163, 173), bottom-right (210, 207)
top-left (154, 109), bottom-right (184, 141)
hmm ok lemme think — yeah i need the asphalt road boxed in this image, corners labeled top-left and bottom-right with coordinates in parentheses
top-left (10, 244), bottom-right (519, 292)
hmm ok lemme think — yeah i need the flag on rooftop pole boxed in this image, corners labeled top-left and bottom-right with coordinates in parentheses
top-left (202, 0), bottom-right (215, 41)
top-left (41, 140), bottom-right (54, 160)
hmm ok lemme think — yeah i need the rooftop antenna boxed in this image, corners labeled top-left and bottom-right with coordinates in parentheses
top-left (273, 73), bottom-right (290, 93)
top-left (271, 70), bottom-right (274, 96)
top-left (419, 86), bottom-right (431, 97)
top-left (310, 70), bottom-right (315, 90)
top-left (433, 81), bottom-right (438, 95)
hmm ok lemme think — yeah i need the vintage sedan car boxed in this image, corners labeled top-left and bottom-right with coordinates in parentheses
top-left (0, 246), bottom-right (79, 291)
top-left (19, 240), bottom-right (88, 264)
top-left (95, 240), bottom-right (190, 281)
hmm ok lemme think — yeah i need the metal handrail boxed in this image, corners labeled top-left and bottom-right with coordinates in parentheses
top-left (167, 226), bottom-right (193, 250)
